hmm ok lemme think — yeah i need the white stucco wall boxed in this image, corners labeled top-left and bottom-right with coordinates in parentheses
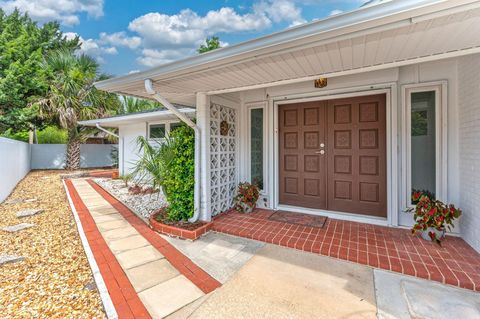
top-left (118, 122), bottom-right (146, 176)
top-left (0, 137), bottom-right (31, 202)
top-left (458, 53), bottom-right (480, 252)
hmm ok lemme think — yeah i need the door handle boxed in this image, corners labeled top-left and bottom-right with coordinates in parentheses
top-left (315, 150), bottom-right (325, 155)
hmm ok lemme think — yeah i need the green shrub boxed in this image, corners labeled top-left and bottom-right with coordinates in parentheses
top-left (1, 129), bottom-right (29, 142)
top-left (133, 124), bottom-right (194, 221)
top-left (161, 125), bottom-right (195, 221)
top-left (37, 126), bottom-right (67, 144)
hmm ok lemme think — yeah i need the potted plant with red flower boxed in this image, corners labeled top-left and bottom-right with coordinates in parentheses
top-left (234, 182), bottom-right (260, 213)
top-left (407, 191), bottom-right (462, 245)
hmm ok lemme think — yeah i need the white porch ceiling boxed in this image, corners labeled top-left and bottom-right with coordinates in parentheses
top-left (96, 0), bottom-right (480, 106)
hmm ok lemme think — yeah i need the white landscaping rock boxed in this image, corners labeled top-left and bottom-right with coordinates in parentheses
top-left (16, 209), bottom-right (44, 218)
top-left (2, 223), bottom-right (35, 232)
top-left (94, 178), bottom-right (166, 219)
top-left (0, 255), bottom-right (25, 265)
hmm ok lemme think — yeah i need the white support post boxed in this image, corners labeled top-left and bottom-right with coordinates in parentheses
top-left (196, 92), bottom-right (211, 221)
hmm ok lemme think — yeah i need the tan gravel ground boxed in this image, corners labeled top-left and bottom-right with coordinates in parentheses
top-left (0, 171), bottom-right (106, 319)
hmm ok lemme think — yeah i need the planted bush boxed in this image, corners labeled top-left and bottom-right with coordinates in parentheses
top-left (37, 126), bottom-right (67, 144)
top-left (133, 124), bottom-right (194, 221)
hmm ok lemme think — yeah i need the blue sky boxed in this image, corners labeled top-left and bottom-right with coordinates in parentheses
top-left (0, 0), bottom-right (365, 75)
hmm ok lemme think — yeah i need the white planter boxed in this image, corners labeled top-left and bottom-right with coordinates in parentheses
top-left (420, 227), bottom-right (445, 241)
top-left (238, 202), bottom-right (255, 213)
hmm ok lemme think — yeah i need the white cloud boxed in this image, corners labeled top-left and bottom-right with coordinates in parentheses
top-left (330, 9), bottom-right (344, 16)
top-left (99, 32), bottom-right (142, 49)
top-left (0, 0), bottom-right (104, 25)
top-left (137, 48), bottom-right (195, 67)
top-left (64, 32), bottom-right (117, 63)
top-left (127, 0), bottom-right (305, 67)
top-left (254, 0), bottom-right (306, 27)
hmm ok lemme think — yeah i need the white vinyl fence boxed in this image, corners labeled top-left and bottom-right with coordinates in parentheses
top-left (0, 137), bottom-right (117, 202)
top-left (31, 144), bottom-right (117, 169)
top-left (0, 137), bottom-right (31, 202)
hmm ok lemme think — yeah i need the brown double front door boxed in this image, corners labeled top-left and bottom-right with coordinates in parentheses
top-left (279, 94), bottom-right (387, 217)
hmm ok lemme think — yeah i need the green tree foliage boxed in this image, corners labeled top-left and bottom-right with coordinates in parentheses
top-left (197, 36), bottom-right (222, 54)
top-left (118, 96), bottom-right (162, 114)
top-left (0, 9), bottom-right (79, 132)
top-left (32, 50), bottom-right (121, 169)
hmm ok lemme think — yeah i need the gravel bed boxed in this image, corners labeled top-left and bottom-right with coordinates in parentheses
top-left (93, 178), bottom-right (166, 219)
top-left (0, 171), bottom-right (106, 319)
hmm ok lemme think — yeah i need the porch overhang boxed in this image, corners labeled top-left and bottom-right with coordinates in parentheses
top-left (78, 108), bottom-right (195, 128)
top-left (95, 0), bottom-right (480, 104)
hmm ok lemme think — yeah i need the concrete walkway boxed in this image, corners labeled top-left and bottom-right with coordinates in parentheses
top-left (187, 244), bottom-right (377, 319)
top-left (69, 179), bottom-right (480, 318)
top-left (71, 179), bottom-right (205, 318)
top-left (172, 241), bottom-right (480, 319)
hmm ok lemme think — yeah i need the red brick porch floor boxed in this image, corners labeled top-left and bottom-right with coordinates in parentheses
top-left (213, 209), bottom-right (480, 291)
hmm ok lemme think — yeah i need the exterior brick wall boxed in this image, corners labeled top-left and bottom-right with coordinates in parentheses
top-left (458, 54), bottom-right (480, 252)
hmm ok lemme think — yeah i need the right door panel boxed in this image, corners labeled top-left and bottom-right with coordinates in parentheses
top-left (326, 94), bottom-right (387, 217)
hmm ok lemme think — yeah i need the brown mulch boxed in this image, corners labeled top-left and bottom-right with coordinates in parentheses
top-left (152, 208), bottom-right (206, 231)
top-left (0, 171), bottom-right (106, 319)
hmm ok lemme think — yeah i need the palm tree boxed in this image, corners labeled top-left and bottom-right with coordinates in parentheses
top-left (118, 95), bottom-right (162, 114)
top-left (32, 50), bottom-right (120, 169)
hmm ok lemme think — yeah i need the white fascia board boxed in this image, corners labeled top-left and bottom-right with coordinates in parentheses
top-left (95, 0), bottom-right (478, 93)
top-left (78, 109), bottom-right (196, 127)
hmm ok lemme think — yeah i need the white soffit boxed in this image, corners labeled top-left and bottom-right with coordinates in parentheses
top-left (95, 0), bottom-right (480, 103)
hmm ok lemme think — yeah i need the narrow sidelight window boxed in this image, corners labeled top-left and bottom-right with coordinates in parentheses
top-left (250, 108), bottom-right (264, 190)
top-left (410, 91), bottom-right (436, 202)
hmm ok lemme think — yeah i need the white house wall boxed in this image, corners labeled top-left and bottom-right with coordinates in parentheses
top-left (236, 57), bottom-right (462, 229)
top-left (458, 53), bottom-right (480, 252)
top-left (118, 122), bottom-right (146, 176)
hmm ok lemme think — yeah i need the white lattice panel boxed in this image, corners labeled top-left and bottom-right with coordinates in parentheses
top-left (210, 103), bottom-right (237, 215)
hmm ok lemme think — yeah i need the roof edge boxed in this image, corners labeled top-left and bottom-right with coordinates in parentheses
top-left (95, 0), bottom-right (462, 92)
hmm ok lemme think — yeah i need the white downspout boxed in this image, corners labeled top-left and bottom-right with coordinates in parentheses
top-left (144, 79), bottom-right (201, 223)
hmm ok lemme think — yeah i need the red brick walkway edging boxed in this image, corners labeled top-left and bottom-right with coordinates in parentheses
top-left (87, 179), bottom-right (222, 294)
top-left (65, 179), bottom-right (151, 319)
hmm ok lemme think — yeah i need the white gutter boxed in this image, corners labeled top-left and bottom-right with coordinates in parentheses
top-left (144, 79), bottom-right (201, 223)
top-left (96, 123), bottom-right (119, 138)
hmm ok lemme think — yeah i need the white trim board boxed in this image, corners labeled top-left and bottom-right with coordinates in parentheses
top-left (401, 81), bottom-right (448, 209)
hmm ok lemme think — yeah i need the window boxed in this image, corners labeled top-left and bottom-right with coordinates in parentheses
top-left (250, 107), bottom-right (264, 190)
top-left (149, 124), bottom-right (165, 139)
top-left (410, 91), bottom-right (436, 202)
top-left (169, 122), bottom-right (183, 133)
top-left (405, 83), bottom-right (446, 207)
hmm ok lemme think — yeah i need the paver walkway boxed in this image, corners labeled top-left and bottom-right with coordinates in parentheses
top-left (66, 179), bottom-right (220, 319)
top-left (213, 209), bottom-right (480, 291)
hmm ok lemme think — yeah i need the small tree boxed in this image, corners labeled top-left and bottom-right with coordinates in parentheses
top-left (32, 50), bottom-right (120, 169)
top-left (197, 36), bottom-right (222, 53)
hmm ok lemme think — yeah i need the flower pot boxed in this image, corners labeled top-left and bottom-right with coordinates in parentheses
top-left (421, 227), bottom-right (445, 241)
top-left (238, 202), bottom-right (255, 213)
top-left (112, 171), bottom-right (119, 179)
